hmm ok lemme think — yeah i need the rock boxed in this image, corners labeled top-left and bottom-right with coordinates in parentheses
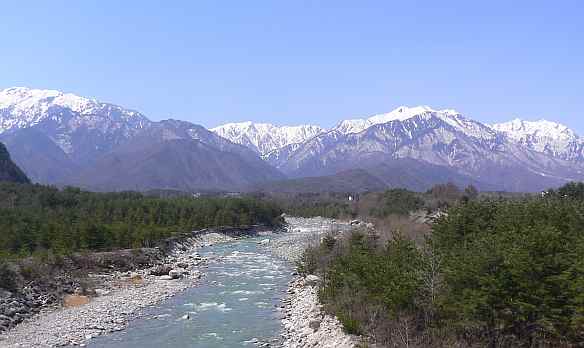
top-left (258, 239), bottom-right (270, 245)
top-left (0, 289), bottom-right (12, 299)
top-left (309, 319), bottom-right (321, 331)
top-left (168, 270), bottom-right (181, 279)
top-left (158, 275), bottom-right (173, 280)
top-left (305, 275), bottom-right (320, 286)
top-left (129, 273), bottom-right (143, 285)
top-left (94, 289), bottom-right (111, 297)
top-left (150, 265), bottom-right (172, 276)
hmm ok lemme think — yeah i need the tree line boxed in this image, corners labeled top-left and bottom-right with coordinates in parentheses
top-left (300, 182), bottom-right (584, 347)
top-left (0, 183), bottom-right (282, 259)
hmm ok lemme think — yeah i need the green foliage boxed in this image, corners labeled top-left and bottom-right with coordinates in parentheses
top-left (548, 181), bottom-right (584, 201)
top-left (304, 191), bottom-right (584, 346)
top-left (305, 230), bottom-right (424, 342)
top-left (370, 189), bottom-right (424, 217)
top-left (0, 261), bottom-right (18, 292)
top-left (0, 183), bottom-right (282, 259)
top-left (337, 311), bottom-right (363, 335)
top-left (432, 198), bottom-right (584, 345)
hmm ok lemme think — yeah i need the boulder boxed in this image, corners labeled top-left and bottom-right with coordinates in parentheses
top-left (94, 289), bottom-right (111, 297)
top-left (309, 319), bottom-right (322, 331)
top-left (305, 275), bottom-right (321, 286)
top-left (158, 275), bottom-right (173, 280)
top-left (150, 265), bottom-right (172, 276)
top-left (258, 239), bottom-right (270, 245)
top-left (168, 269), bottom-right (181, 279)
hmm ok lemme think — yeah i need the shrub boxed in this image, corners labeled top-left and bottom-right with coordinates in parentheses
top-left (0, 261), bottom-right (18, 292)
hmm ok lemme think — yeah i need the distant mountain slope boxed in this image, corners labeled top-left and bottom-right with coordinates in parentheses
top-left (0, 141), bottom-right (30, 183)
top-left (0, 88), bottom-right (284, 191)
top-left (265, 107), bottom-right (583, 192)
top-left (252, 169), bottom-right (388, 193)
top-left (3, 86), bottom-right (584, 193)
top-left (249, 159), bottom-right (501, 193)
top-left (493, 118), bottom-right (584, 162)
top-left (0, 87), bottom-right (150, 166)
top-left (211, 121), bottom-right (324, 155)
top-left (72, 120), bottom-right (285, 192)
top-left (0, 127), bottom-right (77, 184)
top-left (365, 159), bottom-right (494, 191)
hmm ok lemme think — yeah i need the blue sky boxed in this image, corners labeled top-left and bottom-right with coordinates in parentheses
top-left (1, 1), bottom-right (583, 131)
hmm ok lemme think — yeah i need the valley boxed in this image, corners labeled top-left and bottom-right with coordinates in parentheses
top-left (2, 3), bottom-right (582, 347)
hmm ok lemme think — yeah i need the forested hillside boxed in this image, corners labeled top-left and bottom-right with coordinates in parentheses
top-left (300, 182), bottom-right (584, 347)
top-left (0, 183), bottom-right (282, 259)
top-left (0, 142), bottom-right (29, 184)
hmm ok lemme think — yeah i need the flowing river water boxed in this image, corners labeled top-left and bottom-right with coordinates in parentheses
top-left (89, 237), bottom-right (293, 348)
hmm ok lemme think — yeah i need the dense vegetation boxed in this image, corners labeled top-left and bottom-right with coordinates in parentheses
top-left (0, 183), bottom-right (282, 259)
top-left (265, 184), bottom-right (482, 221)
top-left (301, 182), bottom-right (584, 347)
top-left (262, 192), bottom-right (355, 219)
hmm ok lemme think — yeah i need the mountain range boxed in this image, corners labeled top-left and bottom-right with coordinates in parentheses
top-left (1, 87), bottom-right (582, 192)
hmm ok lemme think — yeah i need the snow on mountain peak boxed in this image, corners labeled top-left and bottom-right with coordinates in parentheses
top-left (0, 87), bottom-right (96, 115)
top-left (492, 118), bottom-right (580, 157)
top-left (0, 87), bottom-right (151, 156)
top-left (211, 121), bottom-right (325, 155)
top-left (334, 105), bottom-right (473, 135)
top-left (0, 87), bottom-right (147, 134)
top-left (493, 118), bottom-right (576, 139)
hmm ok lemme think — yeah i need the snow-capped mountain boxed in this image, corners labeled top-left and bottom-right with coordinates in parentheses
top-left (0, 87), bottom-right (284, 190)
top-left (2, 86), bottom-right (584, 192)
top-left (493, 118), bottom-right (584, 162)
top-left (211, 121), bottom-right (325, 155)
top-left (265, 106), bottom-right (584, 192)
top-left (334, 106), bottom-right (496, 140)
top-left (71, 119), bottom-right (285, 192)
top-left (0, 87), bottom-right (150, 163)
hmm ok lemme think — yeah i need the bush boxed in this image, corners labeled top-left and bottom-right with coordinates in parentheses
top-left (0, 261), bottom-right (18, 292)
top-left (370, 189), bottom-right (424, 217)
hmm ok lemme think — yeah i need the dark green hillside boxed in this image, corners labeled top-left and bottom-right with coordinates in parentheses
top-left (0, 183), bottom-right (282, 259)
top-left (0, 142), bottom-right (30, 184)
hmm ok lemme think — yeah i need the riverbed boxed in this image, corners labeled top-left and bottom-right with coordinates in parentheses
top-left (89, 238), bottom-right (292, 347)
top-left (1, 217), bottom-right (355, 348)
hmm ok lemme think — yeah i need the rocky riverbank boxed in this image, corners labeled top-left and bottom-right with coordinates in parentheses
top-left (281, 276), bottom-right (356, 348)
top-left (268, 217), bottom-right (357, 348)
top-left (0, 231), bottom-right (242, 347)
top-left (269, 216), bottom-right (350, 263)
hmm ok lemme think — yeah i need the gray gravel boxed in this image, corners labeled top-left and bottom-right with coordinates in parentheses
top-left (0, 219), bottom-right (356, 348)
top-left (0, 233), bottom-right (231, 348)
top-left (268, 217), bottom-right (357, 348)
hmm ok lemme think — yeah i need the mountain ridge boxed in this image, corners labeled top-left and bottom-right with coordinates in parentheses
top-left (2, 87), bottom-right (583, 192)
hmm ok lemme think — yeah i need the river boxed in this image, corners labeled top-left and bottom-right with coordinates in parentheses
top-left (89, 237), bottom-right (292, 347)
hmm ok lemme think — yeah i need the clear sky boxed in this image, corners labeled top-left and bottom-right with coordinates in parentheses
top-left (1, 1), bottom-right (583, 131)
